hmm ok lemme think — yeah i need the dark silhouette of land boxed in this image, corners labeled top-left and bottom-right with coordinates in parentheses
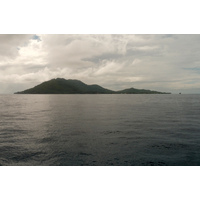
top-left (15, 78), bottom-right (171, 94)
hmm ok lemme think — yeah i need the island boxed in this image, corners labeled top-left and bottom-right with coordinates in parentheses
top-left (14, 78), bottom-right (171, 94)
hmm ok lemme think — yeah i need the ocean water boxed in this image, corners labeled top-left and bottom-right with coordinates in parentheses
top-left (0, 94), bottom-right (200, 166)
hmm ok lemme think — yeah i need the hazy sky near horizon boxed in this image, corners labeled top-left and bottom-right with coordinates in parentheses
top-left (0, 34), bottom-right (200, 94)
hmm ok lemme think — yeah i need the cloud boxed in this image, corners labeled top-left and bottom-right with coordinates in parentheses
top-left (94, 60), bottom-right (123, 76)
top-left (0, 34), bottom-right (33, 60)
top-left (1, 34), bottom-right (200, 94)
top-left (39, 34), bottom-right (129, 69)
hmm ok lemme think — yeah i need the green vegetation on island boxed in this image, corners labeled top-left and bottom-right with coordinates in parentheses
top-left (15, 78), bottom-right (171, 94)
top-left (116, 88), bottom-right (168, 94)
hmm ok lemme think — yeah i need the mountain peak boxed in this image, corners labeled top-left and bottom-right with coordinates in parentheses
top-left (15, 78), bottom-right (170, 94)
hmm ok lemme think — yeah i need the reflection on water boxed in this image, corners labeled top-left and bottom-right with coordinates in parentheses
top-left (0, 94), bottom-right (200, 166)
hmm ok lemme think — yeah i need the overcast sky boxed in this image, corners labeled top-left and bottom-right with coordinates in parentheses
top-left (0, 34), bottom-right (200, 94)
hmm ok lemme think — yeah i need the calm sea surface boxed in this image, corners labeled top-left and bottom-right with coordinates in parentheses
top-left (0, 94), bottom-right (200, 166)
